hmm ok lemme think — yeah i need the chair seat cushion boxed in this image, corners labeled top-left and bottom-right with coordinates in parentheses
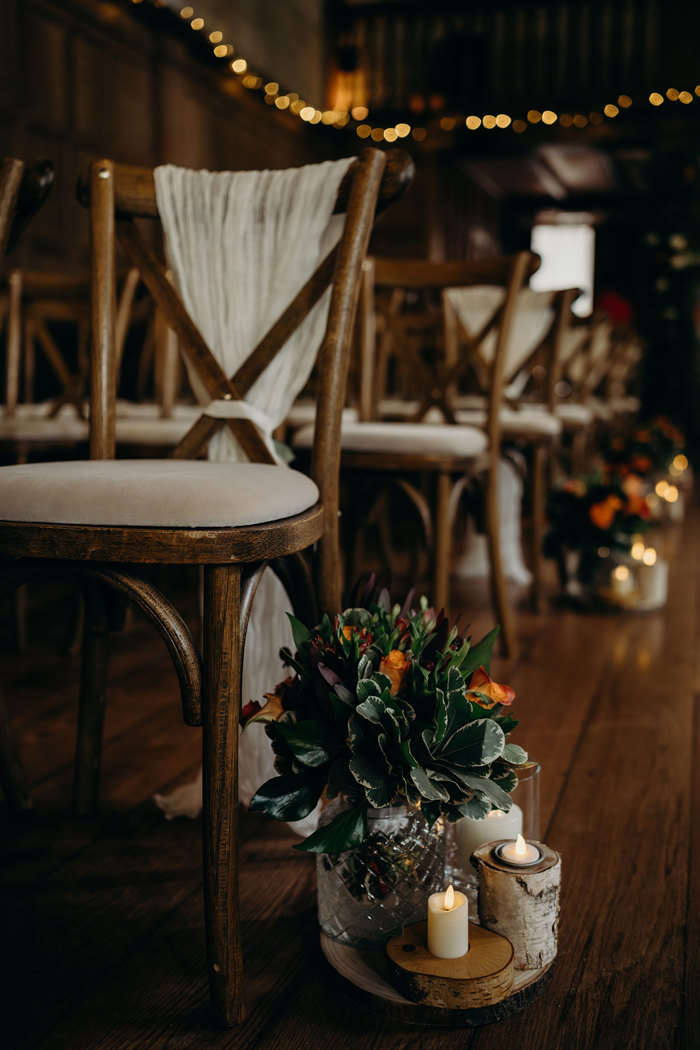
top-left (284, 402), bottom-right (359, 430)
top-left (114, 416), bottom-right (197, 445)
top-left (0, 460), bottom-right (320, 528)
top-left (292, 420), bottom-right (488, 457)
top-left (527, 402), bottom-right (594, 428)
top-left (454, 407), bottom-right (562, 438)
top-left (0, 411), bottom-right (88, 442)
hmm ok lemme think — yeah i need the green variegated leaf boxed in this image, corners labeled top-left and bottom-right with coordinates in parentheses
top-left (356, 694), bottom-right (386, 723)
top-left (454, 797), bottom-right (491, 820)
top-left (502, 743), bottom-right (528, 765)
top-left (496, 714), bottom-right (519, 735)
top-left (410, 766), bottom-right (450, 802)
top-left (421, 800), bottom-right (442, 828)
top-left (451, 771), bottom-right (513, 810)
top-left (356, 678), bottom-right (382, 704)
top-left (436, 718), bottom-right (505, 767)
top-left (250, 772), bottom-right (323, 821)
top-left (432, 686), bottom-right (449, 745)
top-left (294, 803), bottom-right (368, 853)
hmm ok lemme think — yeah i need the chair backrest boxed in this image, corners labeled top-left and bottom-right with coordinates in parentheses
top-left (78, 149), bottom-right (413, 602)
top-left (0, 158), bottom-right (54, 261)
top-left (359, 253), bottom-right (539, 426)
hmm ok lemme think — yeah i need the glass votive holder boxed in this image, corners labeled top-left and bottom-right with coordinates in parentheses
top-left (510, 761), bottom-right (541, 841)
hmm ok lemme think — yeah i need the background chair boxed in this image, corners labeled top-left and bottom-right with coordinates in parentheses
top-left (0, 147), bottom-right (413, 1026)
top-left (293, 252), bottom-right (537, 655)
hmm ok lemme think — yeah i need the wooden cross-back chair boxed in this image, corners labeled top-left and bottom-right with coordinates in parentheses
top-left (0, 147), bottom-right (413, 1026)
top-left (444, 284), bottom-right (578, 608)
top-left (294, 252), bottom-right (538, 656)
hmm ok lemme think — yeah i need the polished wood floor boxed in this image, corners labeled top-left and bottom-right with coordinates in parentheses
top-left (1, 506), bottom-right (698, 1049)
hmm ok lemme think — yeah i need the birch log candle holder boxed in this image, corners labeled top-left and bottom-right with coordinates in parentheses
top-left (471, 840), bottom-right (561, 970)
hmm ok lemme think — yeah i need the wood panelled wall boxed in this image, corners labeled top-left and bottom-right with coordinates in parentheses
top-left (0, 0), bottom-right (335, 269)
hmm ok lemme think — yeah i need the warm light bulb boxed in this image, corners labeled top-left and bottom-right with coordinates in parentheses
top-left (649, 92), bottom-right (664, 106)
top-left (208, 30), bottom-right (223, 43)
top-left (231, 58), bottom-right (247, 74)
top-left (642, 548), bottom-right (657, 566)
top-left (666, 88), bottom-right (680, 101)
top-left (655, 480), bottom-right (669, 497)
top-left (604, 103), bottom-right (619, 117)
top-left (614, 565), bottom-right (630, 582)
top-left (190, 17), bottom-right (204, 30)
top-left (664, 485), bottom-right (679, 503)
top-left (631, 542), bottom-right (645, 561)
top-left (351, 106), bottom-right (369, 120)
top-left (542, 110), bottom-right (557, 125)
top-left (466, 115), bottom-right (481, 129)
top-left (395, 123), bottom-right (411, 137)
top-left (673, 454), bottom-right (688, 471)
top-left (444, 885), bottom-right (455, 910)
top-left (514, 834), bottom-right (527, 856)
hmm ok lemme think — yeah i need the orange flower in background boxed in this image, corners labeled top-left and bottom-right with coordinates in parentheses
top-left (379, 649), bottom-right (410, 694)
top-left (241, 677), bottom-right (293, 725)
top-left (341, 625), bottom-right (355, 641)
top-left (589, 495), bottom-right (623, 529)
top-left (467, 666), bottom-right (515, 708)
top-left (629, 454), bottom-right (653, 475)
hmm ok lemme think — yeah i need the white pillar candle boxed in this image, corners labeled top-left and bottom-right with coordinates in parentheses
top-left (456, 804), bottom-right (523, 876)
top-left (427, 884), bottom-right (469, 959)
top-left (498, 834), bottom-right (541, 866)
top-left (637, 557), bottom-right (669, 608)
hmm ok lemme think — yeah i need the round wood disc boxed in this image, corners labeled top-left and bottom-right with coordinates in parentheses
top-left (386, 921), bottom-right (513, 1008)
top-left (321, 931), bottom-right (555, 1028)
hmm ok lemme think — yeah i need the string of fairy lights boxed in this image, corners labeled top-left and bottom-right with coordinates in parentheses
top-left (128, 0), bottom-right (700, 143)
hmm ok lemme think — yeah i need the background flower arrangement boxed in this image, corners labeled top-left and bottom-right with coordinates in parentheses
top-left (244, 579), bottom-right (526, 856)
top-left (602, 416), bottom-right (686, 481)
top-left (544, 470), bottom-right (652, 584)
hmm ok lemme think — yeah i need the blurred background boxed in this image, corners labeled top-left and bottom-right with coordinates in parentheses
top-left (2, 0), bottom-right (700, 448)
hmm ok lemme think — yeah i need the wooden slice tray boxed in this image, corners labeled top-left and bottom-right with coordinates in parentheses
top-left (321, 927), bottom-right (555, 1028)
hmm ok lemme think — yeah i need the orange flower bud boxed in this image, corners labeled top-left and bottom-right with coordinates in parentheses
top-left (379, 649), bottom-right (410, 694)
top-left (467, 665), bottom-right (515, 708)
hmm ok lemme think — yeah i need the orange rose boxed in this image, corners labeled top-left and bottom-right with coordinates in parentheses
top-left (341, 625), bottom-right (355, 641)
top-left (466, 665), bottom-right (515, 708)
top-left (589, 495), bottom-right (623, 530)
top-left (379, 649), bottom-right (410, 694)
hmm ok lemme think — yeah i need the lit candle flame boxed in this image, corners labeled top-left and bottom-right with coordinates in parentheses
top-left (515, 834), bottom-right (527, 856)
top-left (444, 884), bottom-right (455, 910)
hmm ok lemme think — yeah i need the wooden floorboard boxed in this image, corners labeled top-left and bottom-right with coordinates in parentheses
top-left (1, 511), bottom-right (698, 1048)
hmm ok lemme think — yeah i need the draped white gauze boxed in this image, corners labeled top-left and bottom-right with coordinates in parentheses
top-left (443, 286), bottom-right (557, 383)
top-left (151, 156), bottom-right (354, 830)
top-left (445, 287), bottom-right (557, 584)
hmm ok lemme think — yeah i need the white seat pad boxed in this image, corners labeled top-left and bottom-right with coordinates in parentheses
top-left (284, 402), bottom-right (359, 430)
top-left (454, 407), bottom-right (562, 438)
top-left (528, 402), bottom-right (594, 428)
top-left (0, 415), bottom-right (89, 442)
top-left (0, 459), bottom-right (319, 527)
top-left (115, 417), bottom-right (197, 445)
top-left (293, 420), bottom-right (488, 457)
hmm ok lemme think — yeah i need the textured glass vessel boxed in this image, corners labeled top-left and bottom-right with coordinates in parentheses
top-left (316, 798), bottom-right (445, 950)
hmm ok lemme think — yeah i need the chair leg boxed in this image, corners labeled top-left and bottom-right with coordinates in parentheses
top-left (0, 681), bottom-right (32, 811)
top-left (485, 465), bottom-right (517, 659)
top-left (433, 472), bottom-right (452, 612)
top-left (530, 444), bottom-right (546, 614)
top-left (201, 563), bottom-right (246, 1026)
top-left (73, 581), bottom-right (110, 815)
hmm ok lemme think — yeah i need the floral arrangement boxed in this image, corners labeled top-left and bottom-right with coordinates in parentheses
top-left (544, 471), bottom-right (652, 580)
top-left (602, 417), bottom-right (686, 480)
top-left (244, 581), bottom-right (526, 855)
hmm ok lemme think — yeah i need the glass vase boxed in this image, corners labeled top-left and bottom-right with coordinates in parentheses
top-left (316, 798), bottom-right (445, 950)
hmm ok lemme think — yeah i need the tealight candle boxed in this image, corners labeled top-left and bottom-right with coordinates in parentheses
top-left (497, 834), bottom-right (542, 867)
top-left (427, 884), bottom-right (469, 959)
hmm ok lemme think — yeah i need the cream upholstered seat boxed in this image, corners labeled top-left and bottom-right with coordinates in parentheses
top-left (0, 460), bottom-right (318, 527)
top-left (453, 406), bottom-right (562, 438)
top-left (293, 419), bottom-right (488, 457)
top-left (283, 400), bottom-right (359, 432)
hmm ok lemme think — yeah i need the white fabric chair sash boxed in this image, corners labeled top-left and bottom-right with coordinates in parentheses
top-left (152, 157), bottom-right (354, 826)
top-left (444, 286), bottom-right (556, 383)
